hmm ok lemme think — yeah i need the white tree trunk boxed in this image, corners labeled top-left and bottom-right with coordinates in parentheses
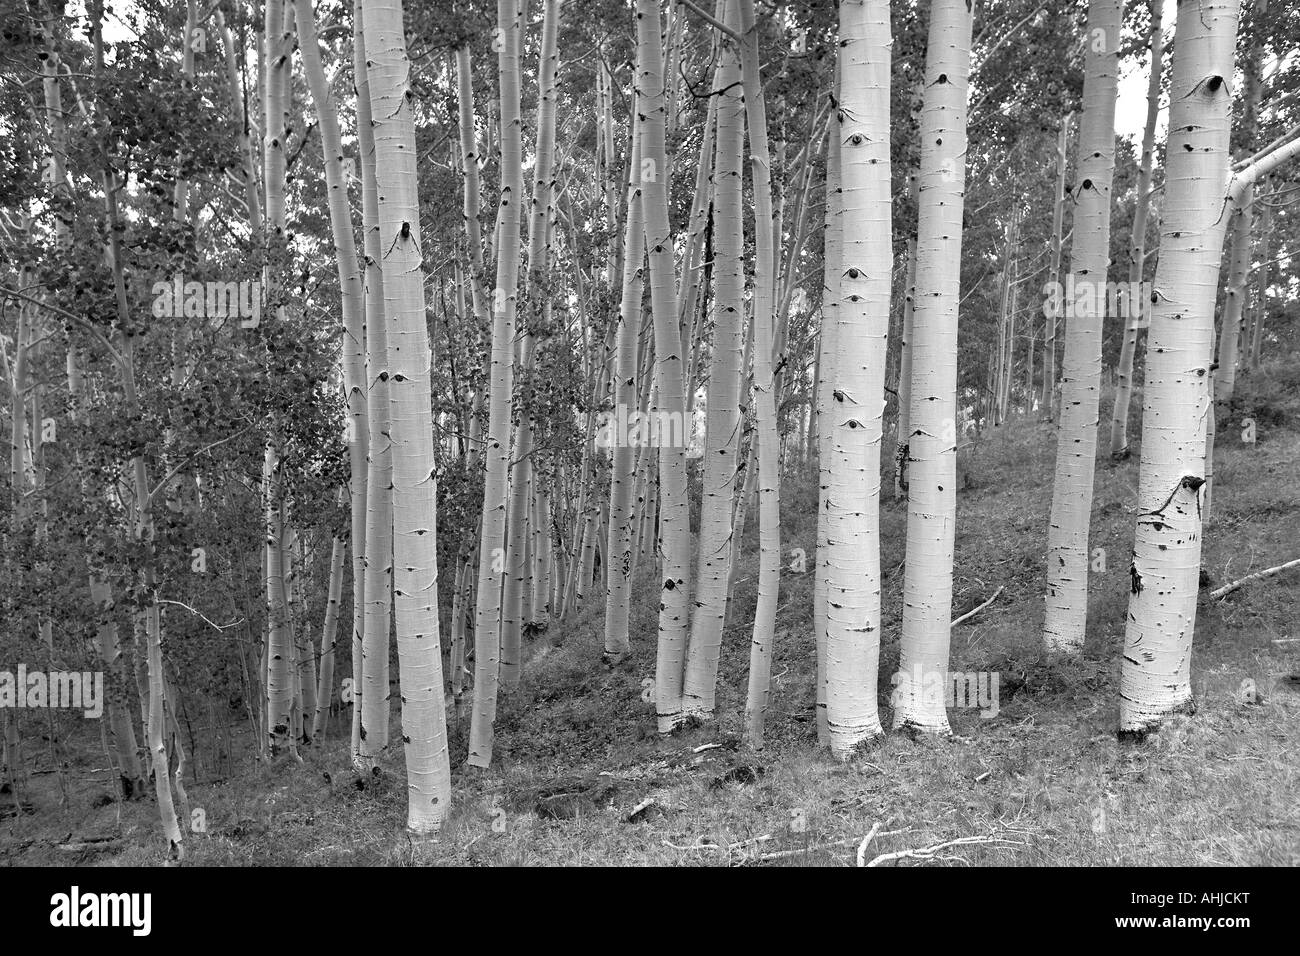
top-left (1041, 114), bottom-right (1072, 420)
top-left (501, 0), bottom-right (561, 691)
top-left (824, 0), bottom-right (891, 758)
top-left (681, 0), bottom-right (744, 720)
top-left (313, 534), bottom-right (346, 739)
top-left (812, 62), bottom-right (842, 748)
top-left (353, 6), bottom-right (392, 766)
top-left (893, 238), bottom-right (916, 497)
top-left (468, 0), bottom-right (525, 768)
top-left (636, 0), bottom-right (692, 734)
top-left (893, 0), bottom-right (972, 735)
top-left (295, 0), bottom-right (369, 753)
top-left (1109, 1), bottom-right (1163, 458)
top-left (603, 114), bottom-right (645, 663)
top-left (360, 0), bottom-right (452, 830)
top-left (1120, 0), bottom-right (1239, 735)
top-left (1043, 0), bottom-right (1123, 654)
top-left (737, 0), bottom-right (781, 749)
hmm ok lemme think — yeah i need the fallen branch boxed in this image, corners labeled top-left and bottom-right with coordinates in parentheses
top-left (854, 822), bottom-right (882, 867)
top-left (1210, 558), bottom-right (1300, 600)
top-left (865, 833), bottom-right (1025, 867)
top-left (951, 586), bottom-right (1004, 627)
top-left (749, 828), bottom-right (912, 863)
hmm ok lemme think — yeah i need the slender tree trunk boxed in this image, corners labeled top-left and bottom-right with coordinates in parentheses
top-left (1247, 193), bottom-right (1270, 369)
top-left (737, 0), bottom-right (781, 749)
top-left (893, 0), bottom-right (973, 734)
top-left (501, 0), bottom-right (562, 690)
top-left (824, 0), bottom-right (891, 758)
top-left (313, 534), bottom-right (346, 739)
top-left (636, 0), bottom-right (692, 734)
top-left (812, 60), bottom-right (842, 749)
top-left (1109, 2), bottom-right (1163, 458)
top-left (680, 2), bottom-right (744, 718)
top-left (296, 0), bottom-right (369, 752)
top-left (1043, 0), bottom-right (1123, 654)
top-left (361, 0), bottom-right (452, 831)
top-left (603, 114), bottom-right (646, 663)
top-left (893, 238), bottom-right (916, 497)
top-left (1213, 0), bottom-right (1266, 408)
top-left (353, 6), bottom-right (392, 766)
top-left (468, 0), bottom-right (525, 768)
top-left (1213, 192), bottom-right (1253, 405)
top-left (1042, 114), bottom-right (1072, 420)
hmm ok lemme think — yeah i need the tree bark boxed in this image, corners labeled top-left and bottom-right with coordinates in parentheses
top-left (893, 0), bottom-right (973, 735)
top-left (1043, 0), bottom-right (1123, 654)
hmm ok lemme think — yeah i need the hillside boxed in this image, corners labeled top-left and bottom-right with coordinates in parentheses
top-left (5, 365), bottom-right (1298, 867)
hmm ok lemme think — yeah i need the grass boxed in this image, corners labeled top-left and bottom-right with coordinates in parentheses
top-left (4, 362), bottom-right (1299, 866)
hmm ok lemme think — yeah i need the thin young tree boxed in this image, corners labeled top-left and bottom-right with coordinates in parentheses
top-left (1109, 0), bottom-right (1163, 459)
top-left (603, 110), bottom-right (645, 664)
top-left (1042, 0), bottom-right (1123, 654)
top-left (737, 0), bottom-right (782, 748)
top-left (636, 0), bottom-right (692, 734)
top-left (893, 0), bottom-right (973, 735)
top-left (469, 0), bottom-right (525, 768)
top-left (501, 0), bottom-right (561, 692)
top-left (681, 1), bottom-right (743, 721)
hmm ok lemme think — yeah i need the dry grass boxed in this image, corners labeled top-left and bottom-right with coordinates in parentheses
top-left (4, 364), bottom-right (1298, 866)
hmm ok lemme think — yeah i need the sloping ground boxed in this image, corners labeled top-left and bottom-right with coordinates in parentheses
top-left (4, 362), bottom-right (1298, 866)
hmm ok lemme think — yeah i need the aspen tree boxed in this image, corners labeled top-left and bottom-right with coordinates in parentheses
top-left (1214, 195), bottom-right (1253, 409)
top-left (1120, 0), bottom-right (1238, 734)
top-left (737, 0), bottom-right (781, 748)
top-left (449, 540), bottom-right (474, 711)
top-left (825, 0), bottom-right (891, 758)
top-left (812, 61), bottom-right (842, 748)
top-left (681, 1), bottom-right (744, 719)
top-left (603, 116), bottom-right (646, 664)
top-left (1110, 1), bottom-right (1163, 458)
top-left (502, 0), bottom-right (561, 691)
top-left (360, 0), bottom-right (452, 830)
top-left (469, 0), bottom-right (525, 768)
top-left (215, 10), bottom-right (262, 234)
top-left (262, 0), bottom-right (293, 752)
top-left (677, 92), bottom-right (720, 392)
top-left (1212, 0), bottom-right (1266, 409)
top-left (353, 4), bottom-right (392, 765)
top-left (893, 0), bottom-right (973, 734)
top-left (1245, 192), bottom-right (1270, 369)
top-left (294, 0), bottom-right (370, 751)
top-left (893, 239), bottom-right (916, 496)
top-left (636, 0), bottom-right (692, 734)
top-left (1041, 113), bottom-right (1071, 419)
top-left (313, 534), bottom-right (346, 739)
top-left (527, 485), bottom-right (546, 622)
top-left (1043, 0), bottom-right (1123, 654)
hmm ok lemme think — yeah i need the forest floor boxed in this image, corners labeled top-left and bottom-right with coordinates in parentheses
top-left (4, 363), bottom-right (1299, 867)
